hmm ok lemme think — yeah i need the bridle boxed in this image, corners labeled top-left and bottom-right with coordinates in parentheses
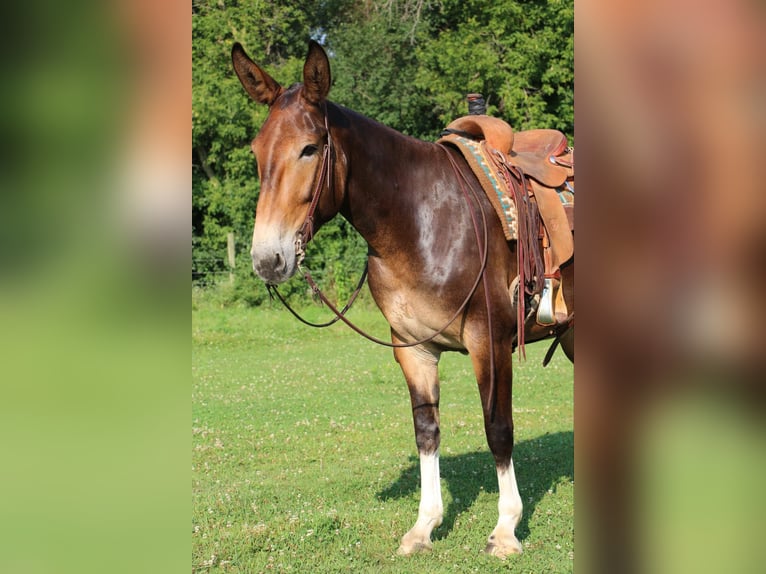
top-left (293, 104), bottom-right (334, 269)
top-left (268, 102), bottom-right (363, 329)
top-left (265, 101), bottom-right (501, 419)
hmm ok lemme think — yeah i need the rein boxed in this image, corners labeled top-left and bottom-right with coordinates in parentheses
top-left (270, 147), bottom-right (490, 349)
top-left (267, 105), bottom-right (500, 418)
top-left (266, 264), bottom-right (368, 328)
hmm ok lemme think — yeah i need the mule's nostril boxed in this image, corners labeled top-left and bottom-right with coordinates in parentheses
top-left (274, 252), bottom-right (285, 270)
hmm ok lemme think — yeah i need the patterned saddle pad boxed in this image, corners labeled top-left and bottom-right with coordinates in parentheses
top-left (438, 132), bottom-right (574, 242)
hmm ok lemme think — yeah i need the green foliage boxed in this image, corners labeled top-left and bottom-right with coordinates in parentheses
top-left (193, 0), bottom-right (573, 302)
top-left (192, 0), bottom-right (314, 258)
top-left (412, 0), bottom-right (574, 132)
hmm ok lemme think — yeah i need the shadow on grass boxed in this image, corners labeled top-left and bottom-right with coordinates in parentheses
top-left (377, 431), bottom-right (573, 542)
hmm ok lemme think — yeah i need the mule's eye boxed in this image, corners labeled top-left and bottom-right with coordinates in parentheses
top-left (300, 144), bottom-right (319, 158)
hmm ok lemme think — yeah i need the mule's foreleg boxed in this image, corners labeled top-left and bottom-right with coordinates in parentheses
top-left (393, 344), bottom-right (443, 555)
top-left (472, 345), bottom-right (524, 558)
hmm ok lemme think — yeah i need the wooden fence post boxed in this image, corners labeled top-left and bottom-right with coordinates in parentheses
top-left (226, 232), bottom-right (236, 283)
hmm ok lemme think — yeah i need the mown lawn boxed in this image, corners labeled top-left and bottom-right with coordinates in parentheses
top-left (192, 294), bottom-right (573, 573)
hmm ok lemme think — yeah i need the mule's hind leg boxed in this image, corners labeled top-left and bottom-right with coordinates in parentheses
top-left (471, 342), bottom-right (524, 558)
top-left (489, 458), bottom-right (524, 558)
top-left (393, 343), bottom-right (444, 555)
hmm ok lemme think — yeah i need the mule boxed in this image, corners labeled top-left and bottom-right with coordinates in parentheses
top-left (231, 40), bottom-right (574, 558)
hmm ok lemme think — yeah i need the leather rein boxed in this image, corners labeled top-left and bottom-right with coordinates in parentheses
top-left (266, 103), bottom-right (501, 418)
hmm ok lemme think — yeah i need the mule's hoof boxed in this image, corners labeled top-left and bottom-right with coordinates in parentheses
top-left (397, 540), bottom-right (433, 556)
top-left (484, 539), bottom-right (523, 559)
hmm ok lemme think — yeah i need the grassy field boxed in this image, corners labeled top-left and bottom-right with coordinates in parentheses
top-left (192, 293), bottom-right (573, 573)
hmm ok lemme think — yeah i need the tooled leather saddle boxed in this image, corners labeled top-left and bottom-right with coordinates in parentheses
top-left (438, 115), bottom-right (574, 332)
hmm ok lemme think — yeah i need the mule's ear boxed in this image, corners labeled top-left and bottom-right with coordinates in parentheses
top-left (231, 43), bottom-right (282, 106)
top-left (302, 40), bottom-right (331, 105)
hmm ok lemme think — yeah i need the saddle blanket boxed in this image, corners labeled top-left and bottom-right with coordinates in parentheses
top-left (438, 133), bottom-right (574, 242)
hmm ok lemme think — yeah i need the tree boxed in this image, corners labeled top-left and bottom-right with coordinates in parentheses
top-left (192, 0), bottom-right (312, 263)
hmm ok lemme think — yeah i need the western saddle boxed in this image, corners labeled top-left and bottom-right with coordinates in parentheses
top-left (438, 115), bottom-right (574, 339)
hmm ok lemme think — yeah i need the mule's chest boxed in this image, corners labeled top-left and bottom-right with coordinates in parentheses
top-left (367, 261), bottom-right (465, 349)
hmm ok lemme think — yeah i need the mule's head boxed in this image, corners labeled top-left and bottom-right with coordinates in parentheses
top-left (232, 41), bottom-right (335, 284)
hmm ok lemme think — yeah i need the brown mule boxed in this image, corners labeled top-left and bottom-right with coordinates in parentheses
top-left (231, 40), bottom-right (574, 558)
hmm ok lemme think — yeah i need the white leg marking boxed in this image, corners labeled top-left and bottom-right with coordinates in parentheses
top-left (487, 457), bottom-right (524, 558)
top-left (417, 450), bottom-right (443, 529)
top-left (397, 450), bottom-right (443, 555)
top-left (497, 457), bottom-right (523, 534)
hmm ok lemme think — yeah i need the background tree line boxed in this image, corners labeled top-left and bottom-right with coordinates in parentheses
top-left (192, 0), bottom-right (573, 305)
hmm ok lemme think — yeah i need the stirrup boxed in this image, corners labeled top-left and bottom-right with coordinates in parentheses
top-left (537, 277), bottom-right (557, 326)
top-left (509, 276), bottom-right (538, 323)
top-left (536, 276), bottom-right (568, 326)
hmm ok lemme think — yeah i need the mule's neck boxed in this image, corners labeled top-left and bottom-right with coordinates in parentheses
top-left (330, 103), bottom-right (451, 256)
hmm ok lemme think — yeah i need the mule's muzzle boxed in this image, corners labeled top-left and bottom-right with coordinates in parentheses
top-left (250, 239), bottom-right (297, 285)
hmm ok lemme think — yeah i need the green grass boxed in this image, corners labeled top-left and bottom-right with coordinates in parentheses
top-left (193, 294), bottom-right (573, 573)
